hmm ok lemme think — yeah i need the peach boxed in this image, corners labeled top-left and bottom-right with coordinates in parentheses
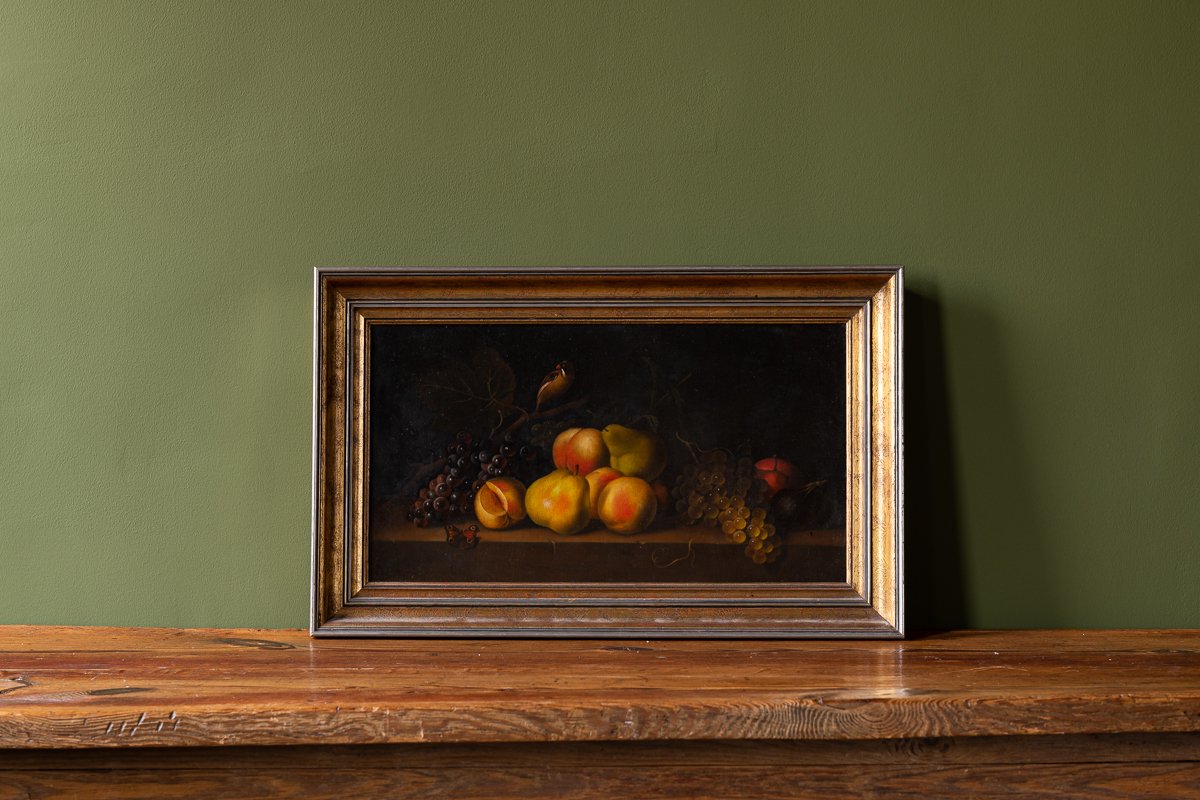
top-left (552, 427), bottom-right (609, 475)
top-left (473, 477), bottom-right (527, 530)
top-left (585, 467), bottom-right (623, 517)
top-left (596, 476), bottom-right (658, 535)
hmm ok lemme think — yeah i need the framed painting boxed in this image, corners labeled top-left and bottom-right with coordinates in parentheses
top-left (311, 266), bottom-right (902, 637)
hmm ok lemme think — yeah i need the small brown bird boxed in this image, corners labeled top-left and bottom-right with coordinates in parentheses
top-left (535, 360), bottom-right (575, 411)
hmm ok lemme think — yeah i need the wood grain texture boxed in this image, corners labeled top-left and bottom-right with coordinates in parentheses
top-left (2, 628), bottom-right (1200, 750)
top-left (3, 763), bottom-right (1199, 800)
top-left (4, 736), bottom-right (1199, 799)
top-left (4, 735), bottom-right (1199, 770)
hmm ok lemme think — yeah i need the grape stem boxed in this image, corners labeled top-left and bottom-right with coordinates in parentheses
top-left (674, 433), bottom-right (733, 464)
top-left (674, 433), bottom-right (704, 461)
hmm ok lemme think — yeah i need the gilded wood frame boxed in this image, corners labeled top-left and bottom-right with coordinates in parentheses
top-left (312, 267), bottom-right (903, 637)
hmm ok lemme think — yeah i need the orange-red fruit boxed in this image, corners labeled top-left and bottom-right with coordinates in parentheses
top-left (585, 467), bottom-right (623, 517)
top-left (552, 427), bottom-right (610, 475)
top-left (473, 477), bottom-right (527, 530)
top-left (596, 476), bottom-right (657, 535)
top-left (754, 457), bottom-right (798, 498)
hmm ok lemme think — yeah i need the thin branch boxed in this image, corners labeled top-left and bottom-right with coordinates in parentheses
top-left (501, 395), bottom-right (590, 438)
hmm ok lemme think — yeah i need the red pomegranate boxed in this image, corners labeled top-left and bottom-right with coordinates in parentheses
top-left (754, 457), bottom-right (798, 498)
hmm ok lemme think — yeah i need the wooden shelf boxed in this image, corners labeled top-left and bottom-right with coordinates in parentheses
top-left (372, 496), bottom-right (845, 547)
top-left (2, 627), bottom-right (1198, 798)
top-left (368, 507), bottom-right (847, 583)
top-left (373, 518), bottom-right (845, 547)
top-left (2, 627), bottom-right (1199, 749)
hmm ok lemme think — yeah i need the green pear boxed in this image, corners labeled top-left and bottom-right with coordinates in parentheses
top-left (600, 424), bottom-right (667, 481)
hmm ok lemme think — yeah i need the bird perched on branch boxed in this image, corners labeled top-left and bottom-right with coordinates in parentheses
top-left (535, 360), bottom-right (575, 411)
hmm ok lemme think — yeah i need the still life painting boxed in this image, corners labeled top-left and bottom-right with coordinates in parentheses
top-left (313, 267), bottom-right (902, 637)
top-left (369, 323), bottom-right (846, 584)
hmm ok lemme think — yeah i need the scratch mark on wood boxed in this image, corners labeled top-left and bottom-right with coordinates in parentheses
top-left (213, 637), bottom-right (295, 650)
top-left (104, 722), bottom-right (114, 735)
top-left (86, 686), bottom-right (153, 696)
top-left (130, 711), bottom-right (147, 737)
top-left (0, 676), bottom-right (33, 697)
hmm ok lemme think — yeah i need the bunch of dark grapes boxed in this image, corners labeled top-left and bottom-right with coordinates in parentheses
top-left (671, 450), bottom-right (782, 565)
top-left (406, 431), bottom-right (542, 528)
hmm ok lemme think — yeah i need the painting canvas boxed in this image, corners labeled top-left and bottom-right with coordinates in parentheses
top-left (368, 323), bottom-right (846, 584)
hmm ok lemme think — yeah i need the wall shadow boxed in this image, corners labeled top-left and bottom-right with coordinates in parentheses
top-left (904, 288), bottom-right (970, 631)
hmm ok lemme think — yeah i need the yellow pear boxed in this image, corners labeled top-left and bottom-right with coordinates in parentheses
top-left (600, 424), bottom-right (666, 481)
top-left (525, 469), bottom-right (591, 535)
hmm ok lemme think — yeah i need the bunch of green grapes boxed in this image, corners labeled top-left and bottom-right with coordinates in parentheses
top-left (671, 450), bottom-right (782, 564)
top-left (736, 509), bottom-right (781, 565)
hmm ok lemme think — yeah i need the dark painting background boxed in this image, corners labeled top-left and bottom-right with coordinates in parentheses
top-left (370, 323), bottom-right (847, 494)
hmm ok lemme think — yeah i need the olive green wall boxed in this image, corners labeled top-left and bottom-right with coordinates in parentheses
top-left (2, 1), bottom-right (1197, 629)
